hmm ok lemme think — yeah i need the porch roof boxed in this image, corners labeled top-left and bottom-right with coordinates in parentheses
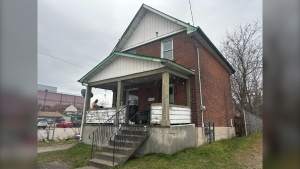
top-left (78, 52), bottom-right (194, 84)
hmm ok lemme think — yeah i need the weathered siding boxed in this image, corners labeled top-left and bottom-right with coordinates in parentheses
top-left (122, 11), bottom-right (185, 50)
top-left (151, 104), bottom-right (191, 124)
top-left (86, 108), bottom-right (126, 124)
top-left (88, 56), bottom-right (164, 83)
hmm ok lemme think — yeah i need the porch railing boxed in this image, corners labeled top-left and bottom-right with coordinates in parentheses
top-left (89, 105), bottom-right (127, 158)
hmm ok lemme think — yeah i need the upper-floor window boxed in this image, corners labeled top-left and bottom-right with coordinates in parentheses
top-left (161, 38), bottom-right (173, 60)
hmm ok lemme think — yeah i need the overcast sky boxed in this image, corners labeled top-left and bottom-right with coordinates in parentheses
top-left (38, 0), bottom-right (262, 106)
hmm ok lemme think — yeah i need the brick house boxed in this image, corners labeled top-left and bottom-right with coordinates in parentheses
top-left (78, 4), bottom-right (236, 166)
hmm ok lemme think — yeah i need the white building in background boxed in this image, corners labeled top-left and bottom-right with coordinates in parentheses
top-left (37, 84), bottom-right (57, 92)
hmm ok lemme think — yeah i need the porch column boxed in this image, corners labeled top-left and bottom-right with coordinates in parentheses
top-left (80, 85), bottom-right (91, 141)
top-left (161, 72), bottom-right (170, 126)
top-left (186, 78), bottom-right (191, 107)
top-left (115, 81), bottom-right (123, 125)
top-left (83, 86), bottom-right (92, 123)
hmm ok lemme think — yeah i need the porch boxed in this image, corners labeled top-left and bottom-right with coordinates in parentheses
top-left (85, 103), bottom-right (191, 125)
top-left (79, 52), bottom-right (197, 165)
top-left (79, 52), bottom-right (195, 127)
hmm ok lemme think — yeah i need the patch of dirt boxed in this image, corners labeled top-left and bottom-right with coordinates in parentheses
top-left (38, 144), bottom-right (75, 153)
top-left (38, 161), bottom-right (72, 169)
top-left (238, 136), bottom-right (263, 169)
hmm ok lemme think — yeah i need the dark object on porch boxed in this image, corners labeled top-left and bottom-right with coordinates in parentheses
top-left (128, 105), bottom-right (138, 124)
top-left (81, 89), bottom-right (93, 98)
top-left (138, 104), bottom-right (151, 124)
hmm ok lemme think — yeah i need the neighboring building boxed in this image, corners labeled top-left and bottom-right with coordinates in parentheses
top-left (37, 111), bottom-right (66, 119)
top-left (37, 84), bottom-right (57, 92)
top-left (37, 88), bottom-right (84, 112)
top-left (48, 104), bottom-right (79, 115)
top-left (64, 105), bottom-right (79, 115)
top-left (48, 104), bottom-right (82, 121)
top-left (78, 4), bottom-right (236, 166)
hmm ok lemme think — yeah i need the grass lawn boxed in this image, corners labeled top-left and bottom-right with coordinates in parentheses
top-left (38, 142), bottom-right (93, 168)
top-left (38, 133), bottom-right (262, 169)
top-left (113, 132), bottom-right (262, 169)
top-left (38, 139), bottom-right (78, 147)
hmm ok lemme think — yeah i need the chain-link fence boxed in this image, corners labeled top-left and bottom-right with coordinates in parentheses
top-left (37, 126), bottom-right (81, 141)
top-left (245, 112), bottom-right (263, 134)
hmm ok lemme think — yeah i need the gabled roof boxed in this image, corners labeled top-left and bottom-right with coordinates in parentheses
top-left (78, 52), bottom-right (195, 83)
top-left (37, 111), bottom-right (65, 117)
top-left (112, 4), bottom-right (197, 53)
top-left (110, 4), bottom-right (235, 74)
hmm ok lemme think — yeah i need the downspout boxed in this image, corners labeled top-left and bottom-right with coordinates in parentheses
top-left (196, 44), bottom-right (204, 127)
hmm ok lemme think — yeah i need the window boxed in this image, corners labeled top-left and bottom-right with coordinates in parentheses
top-left (161, 38), bottom-right (173, 59)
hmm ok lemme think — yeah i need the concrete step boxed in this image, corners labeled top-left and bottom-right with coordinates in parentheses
top-left (101, 145), bottom-right (134, 155)
top-left (94, 152), bottom-right (127, 164)
top-left (115, 134), bottom-right (146, 142)
top-left (119, 130), bottom-right (149, 136)
top-left (108, 140), bottom-right (141, 148)
top-left (88, 158), bottom-right (117, 169)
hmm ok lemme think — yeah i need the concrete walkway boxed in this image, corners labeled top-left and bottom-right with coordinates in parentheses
top-left (38, 144), bottom-right (75, 153)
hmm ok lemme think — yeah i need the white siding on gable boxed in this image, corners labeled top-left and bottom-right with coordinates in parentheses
top-left (88, 57), bottom-right (164, 83)
top-left (122, 11), bottom-right (185, 50)
top-left (65, 105), bottom-right (77, 112)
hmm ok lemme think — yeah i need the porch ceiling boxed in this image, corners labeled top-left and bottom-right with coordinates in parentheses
top-left (93, 73), bottom-right (179, 90)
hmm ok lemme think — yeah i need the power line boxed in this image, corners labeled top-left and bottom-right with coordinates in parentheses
top-left (189, 0), bottom-right (195, 26)
top-left (38, 51), bottom-right (89, 70)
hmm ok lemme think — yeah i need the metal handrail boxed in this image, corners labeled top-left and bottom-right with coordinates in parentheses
top-left (89, 105), bottom-right (127, 158)
top-left (112, 112), bottom-right (144, 165)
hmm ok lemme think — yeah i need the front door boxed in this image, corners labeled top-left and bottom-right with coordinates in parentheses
top-left (126, 88), bottom-right (138, 124)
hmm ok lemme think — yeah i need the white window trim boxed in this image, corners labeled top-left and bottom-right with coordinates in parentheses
top-left (161, 38), bottom-right (173, 60)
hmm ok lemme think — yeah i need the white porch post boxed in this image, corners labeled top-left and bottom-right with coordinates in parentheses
top-left (161, 72), bottom-right (170, 126)
top-left (80, 85), bottom-right (91, 141)
top-left (83, 86), bottom-right (91, 123)
top-left (115, 81), bottom-right (123, 125)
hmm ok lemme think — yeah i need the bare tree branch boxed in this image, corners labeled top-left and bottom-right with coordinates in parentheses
top-left (221, 20), bottom-right (263, 117)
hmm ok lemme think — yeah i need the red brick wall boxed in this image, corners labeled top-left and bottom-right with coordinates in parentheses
top-left (130, 78), bottom-right (187, 112)
top-left (199, 44), bottom-right (234, 127)
top-left (172, 77), bottom-right (187, 106)
top-left (136, 40), bottom-right (161, 57)
top-left (134, 32), bottom-right (234, 127)
top-left (137, 81), bottom-right (161, 111)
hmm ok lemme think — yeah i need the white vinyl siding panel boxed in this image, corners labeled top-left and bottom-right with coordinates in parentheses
top-left (88, 57), bottom-right (164, 83)
top-left (86, 108), bottom-right (126, 124)
top-left (123, 11), bottom-right (184, 50)
top-left (150, 104), bottom-right (191, 124)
